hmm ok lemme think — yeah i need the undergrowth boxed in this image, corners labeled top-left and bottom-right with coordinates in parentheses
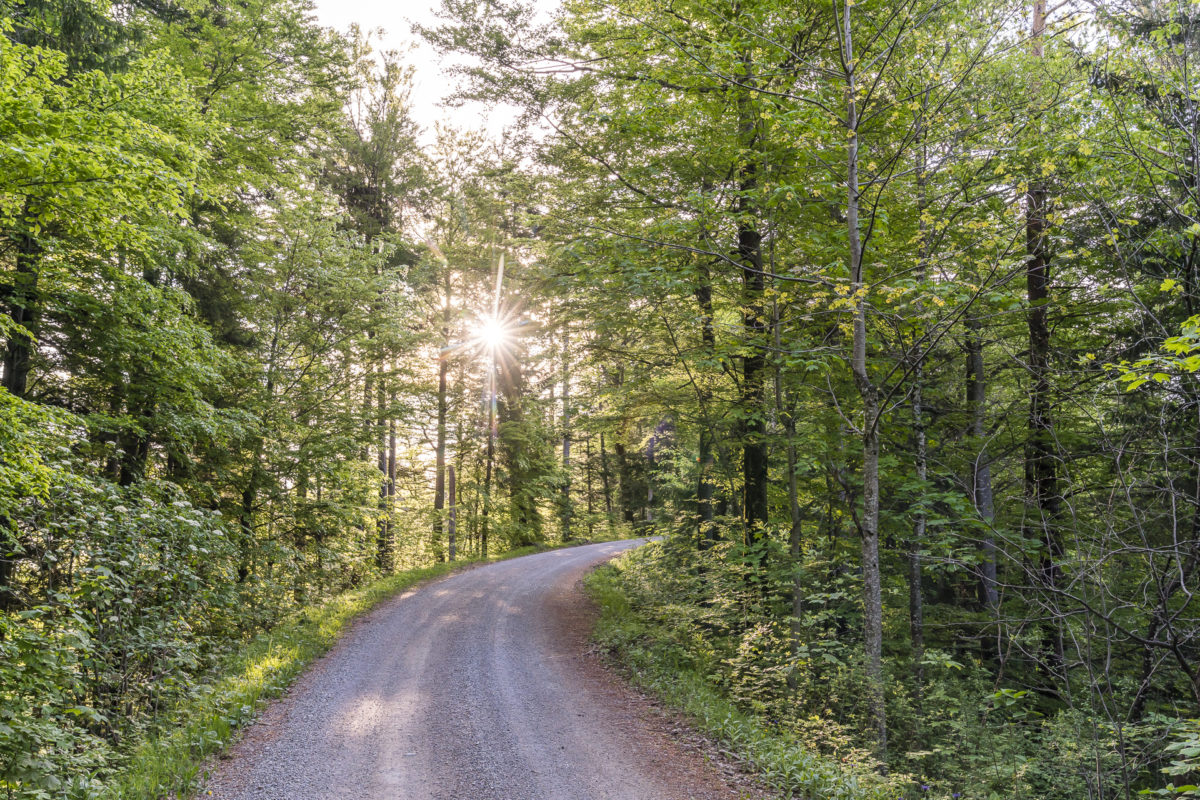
top-left (586, 549), bottom-right (904, 800)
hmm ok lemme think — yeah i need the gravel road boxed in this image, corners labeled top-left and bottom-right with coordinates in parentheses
top-left (203, 539), bottom-right (758, 800)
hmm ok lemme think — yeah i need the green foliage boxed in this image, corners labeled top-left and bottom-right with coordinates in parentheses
top-left (0, 387), bottom-right (65, 519)
top-left (1, 364), bottom-right (576, 796)
top-left (0, 388), bottom-right (237, 798)
top-left (1113, 314), bottom-right (1200, 390)
top-left (1142, 719), bottom-right (1200, 799)
top-left (0, 0), bottom-right (547, 792)
top-left (587, 530), bottom-right (1196, 800)
top-left (0, 34), bottom-right (202, 242)
top-left (9, 0), bottom-right (1200, 796)
top-left (587, 551), bottom-right (902, 800)
top-left (0, 608), bottom-right (107, 799)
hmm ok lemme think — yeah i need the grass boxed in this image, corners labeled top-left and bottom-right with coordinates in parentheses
top-left (584, 554), bottom-right (903, 800)
top-left (107, 541), bottom-right (599, 799)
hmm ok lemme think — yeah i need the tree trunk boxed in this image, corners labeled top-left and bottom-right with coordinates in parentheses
top-left (910, 106), bottom-right (930, 705)
top-left (600, 431), bottom-right (615, 529)
top-left (1025, 0), bottom-right (1065, 678)
top-left (844, 0), bottom-right (887, 760)
top-left (498, 347), bottom-right (538, 543)
top-left (362, 365), bottom-right (374, 460)
top-left (736, 56), bottom-right (769, 542)
top-left (239, 327), bottom-right (280, 585)
top-left (434, 271), bottom-right (451, 561)
top-left (910, 371), bottom-right (927, 699)
top-left (613, 439), bottom-right (636, 525)
top-left (447, 465), bottom-right (457, 562)
top-left (481, 355), bottom-right (495, 560)
top-left (695, 263), bottom-right (719, 545)
top-left (454, 360), bottom-right (467, 555)
top-left (585, 433), bottom-right (596, 538)
top-left (386, 411), bottom-right (396, 567)
top-left (376, 377), bottom-right (391, 571)
top-left (239, 480), bottom-right (256, 584)
top-left (2, 225), bottom-right (41, 398)
top-left (967, 317), bottom-right (1000, 615)
top-left (239, 433), bottom-right (266, 584)
top-left (645, 430), bottom-right (655, 525)
top-left (561, 325), bottom-right (572, 540)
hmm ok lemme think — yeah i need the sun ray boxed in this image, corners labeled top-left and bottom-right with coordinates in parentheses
top-left (475, 315), bottom-right (509, 351)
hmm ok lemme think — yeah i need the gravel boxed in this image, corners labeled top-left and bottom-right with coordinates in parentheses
top-left (203, 540), bottom-right (759, 800)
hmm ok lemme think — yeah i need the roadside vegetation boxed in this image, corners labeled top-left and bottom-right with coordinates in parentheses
top-left (588, 556), bottom-right (900, 800)
top-left (591, 537), bottom-right (1183, 800)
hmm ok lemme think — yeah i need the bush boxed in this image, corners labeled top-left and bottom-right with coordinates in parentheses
top-left (0, 608), bottom-right (108, 799)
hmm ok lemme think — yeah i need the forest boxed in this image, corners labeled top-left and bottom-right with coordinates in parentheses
top-left (2, 0), bottom-right (1200, 797)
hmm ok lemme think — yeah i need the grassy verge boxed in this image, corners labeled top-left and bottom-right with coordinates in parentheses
top-left (107, 542), bottom-right (592, 799)
top-left (585, 554), bottom-right (902, 800)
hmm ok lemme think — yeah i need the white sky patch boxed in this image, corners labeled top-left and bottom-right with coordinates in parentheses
top-left (310, 0), bottom-right (557, 143)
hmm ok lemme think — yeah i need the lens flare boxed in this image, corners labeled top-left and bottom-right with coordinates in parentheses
top-left (476, 316), bottom-right (508, 350)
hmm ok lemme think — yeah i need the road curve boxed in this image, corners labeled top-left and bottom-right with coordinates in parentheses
top-left (204, 539), bottom-right (750, 800)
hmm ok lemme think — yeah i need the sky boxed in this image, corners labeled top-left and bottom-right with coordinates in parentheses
top-left (309, 0), bottom-right (544, 142)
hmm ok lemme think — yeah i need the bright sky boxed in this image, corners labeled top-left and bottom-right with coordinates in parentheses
top-left (309, 0), bottom-right (553, 142)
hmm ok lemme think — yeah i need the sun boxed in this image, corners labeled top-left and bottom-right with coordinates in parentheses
top-left (475, 315), bottom-right (509, 350)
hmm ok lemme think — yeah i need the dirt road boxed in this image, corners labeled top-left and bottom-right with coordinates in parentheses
top-left (203, 540), bottom-right (757, 800)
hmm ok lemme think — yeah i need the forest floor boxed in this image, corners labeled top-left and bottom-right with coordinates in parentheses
top-left (201, 539), bottom-right (766, 800)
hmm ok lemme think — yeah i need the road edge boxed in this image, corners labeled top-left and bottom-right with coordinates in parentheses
top-left (565, 558), bottom-right (775, 800)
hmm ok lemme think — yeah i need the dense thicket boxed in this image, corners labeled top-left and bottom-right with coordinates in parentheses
top-left (420, 0), bottom-right (1200, 797)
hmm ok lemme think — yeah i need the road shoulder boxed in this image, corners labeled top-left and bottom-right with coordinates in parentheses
top-left (549, 568), bottom-right (772, 800)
